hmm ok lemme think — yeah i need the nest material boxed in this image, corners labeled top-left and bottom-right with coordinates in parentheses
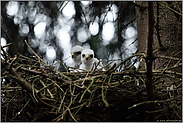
top-left (1, 45), bottom-right (182, 122)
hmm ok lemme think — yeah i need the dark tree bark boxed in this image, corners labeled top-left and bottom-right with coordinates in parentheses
top-left (135, 1), bottom-right (181, 121)
top-left (145, 2), bottom-right (156, 121)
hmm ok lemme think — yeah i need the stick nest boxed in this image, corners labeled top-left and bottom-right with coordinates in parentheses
top-left (1, 48), bottom-right (182, 122)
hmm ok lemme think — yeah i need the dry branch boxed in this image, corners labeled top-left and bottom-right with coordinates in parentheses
top-left (1, 21), bottom-right (182, 121)
top-left (1, 46), bottom-right (182, 121)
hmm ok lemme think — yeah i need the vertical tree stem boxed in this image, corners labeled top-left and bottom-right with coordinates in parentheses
top-left (156, 1), bottom-right (163, 48)
top-left (145, 2), bottom-right (156, 121)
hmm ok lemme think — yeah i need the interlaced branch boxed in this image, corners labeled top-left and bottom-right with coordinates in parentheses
top-left (1, 41), bottom-right (181, 121)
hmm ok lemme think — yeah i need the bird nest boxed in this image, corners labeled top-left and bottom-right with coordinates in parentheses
top-left (1, 47), bottom-right (182, 122)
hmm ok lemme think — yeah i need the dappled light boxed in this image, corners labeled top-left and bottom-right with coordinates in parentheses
top-left (102, 4), bottom-right (118, 22)
top-left (62, 1), bottom-right (76, 19)
top-left (125, 27), bottom-right (136, 39)
top-left (1, 38), bottom-right (8, 59)
top-left (6, 1), bottom-right (19, 16)
top-left (89, 22), bottom-right (99, 36)
top-left (46, 46), bottom-right (56, 61)
top-left (77, 27), bottom-right (90, 43)
top-left (102, 22), bottom-right (115, 45)
top-left (19, 23), bottom-right (29, 37)
top-left (1, 38), bottom-right (8, 52)
top-left (34, 22), bottom-right (46, 39)
top-left (81, 1), bottom-right (92, 6)
top-left (2, 1), bottom-right (138, 65)
top-left (2, 1), bottom-right (181, 122)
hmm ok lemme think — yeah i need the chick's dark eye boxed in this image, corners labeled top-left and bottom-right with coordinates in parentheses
top-left (90, 55), bottom-right (93, 58)
top-left (82, 54), bottom-right (85, 58)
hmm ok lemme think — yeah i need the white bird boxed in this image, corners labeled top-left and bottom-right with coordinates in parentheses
top-left (79, 49), bottom-right (105, 71)
top-left (79, 49), bottom-right (94, 71)
top-left (69, 45), bottom-right (83, 69)
top-left (93, 58), bottom-right (105, 71)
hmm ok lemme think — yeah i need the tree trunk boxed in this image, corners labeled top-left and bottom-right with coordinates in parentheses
top-left (136, 1), bottom-right (181, 72)
top-left (135, 1), bottom-right (181, 121)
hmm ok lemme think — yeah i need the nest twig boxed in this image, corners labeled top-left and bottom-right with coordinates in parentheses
top-left (1, 42), bottom-right (182, 122)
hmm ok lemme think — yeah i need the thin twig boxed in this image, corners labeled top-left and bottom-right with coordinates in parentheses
top-left (24, 39), bottom-right (48, 67)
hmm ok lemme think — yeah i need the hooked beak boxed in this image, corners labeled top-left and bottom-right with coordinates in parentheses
top-left (86, 54), bottom-right (89, 60)
top-left (72, 53), bottom-right (75, 58)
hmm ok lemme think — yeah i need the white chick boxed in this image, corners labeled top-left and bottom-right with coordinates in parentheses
top-left (79, 49), bottom-right (95, 71)
top-left (93, 58), bottom-right (105, 71)
top-left (70, 45), bottom-right (83, 69)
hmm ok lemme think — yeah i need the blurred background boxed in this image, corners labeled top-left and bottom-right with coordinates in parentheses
top-left (1, 1), bottom-right (138, 71)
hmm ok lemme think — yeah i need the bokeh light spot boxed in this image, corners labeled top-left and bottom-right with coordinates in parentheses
top-left (89, 22), bottom-right (99, 36)
top-left (6, 1), bottom-right (19, 16)
top-left (125, 27), bottom-right (136, 39)
top-left (34, 22), bottom-right (46, 39)
top-left (77, 28), bottom-right (90, 43)
top-left (102, 22), bottom-right (115, 45)
top-left (62, 1), bottom-right (76, 19)
top-left (46, 46), bottom-right (56, 61)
